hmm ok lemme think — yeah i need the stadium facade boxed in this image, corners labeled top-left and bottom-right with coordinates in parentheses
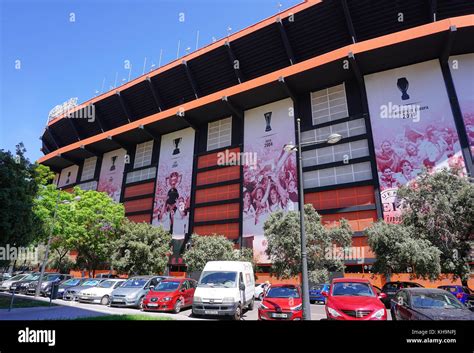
top-left (38, 0), bottom-right (474, 274)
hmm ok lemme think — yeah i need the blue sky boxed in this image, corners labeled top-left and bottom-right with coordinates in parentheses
top-left (0, 0), bottom-right (301, 162)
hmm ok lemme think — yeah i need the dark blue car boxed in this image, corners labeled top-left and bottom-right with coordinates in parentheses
top-left (438, 285), bottom-right (472, 305)
top-left (309, 284), bottom-right (329, 304)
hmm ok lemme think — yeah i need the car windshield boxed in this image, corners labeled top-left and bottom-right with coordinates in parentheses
top-left (24, 274), bottom-right (40, 281)
top-left (82, 280), bottom-right (100, 286)
top-left (266, 287), bottom-right (300, 298)
top-left (45, 274), bottom-right (61, 281)
top-left (154, 281), bottom-right (180, 291)
top-left (98, 280), bottom-right (118, 288)
top-left (199, 271), bottom-right (237, 288)
top-left (62, 279), bottom-right (81, 286)
top-left (9, 275), bottom-right (26, 281)
top-left (333, 282), bottom-right (374, 297)
top-left (122, 279), bottom-right (147, 288)
top-left (411, 292), bottom-right (464, 309)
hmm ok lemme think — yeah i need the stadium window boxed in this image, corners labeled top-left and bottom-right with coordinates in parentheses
top-left (81, 157), bottom-right (97, 181)
top-left (207, 117), bottom-right (232, 151)
top-left (311, 83), bottom-right (348, 125)
top-left (134, 140), bottom-right (154, 169)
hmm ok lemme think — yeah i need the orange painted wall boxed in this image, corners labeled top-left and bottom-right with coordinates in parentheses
top-left (322, 210), bottom-right (378, 232)
top-left (194, 203), bottom-right (240, 222)
top-left (196, 166), bottom-right (240, 186)
top-left (195, 183), bottom-right (240, 204)
top-left (305, 185), bottom-right (375, 210)
top-left (124, 197), bottom-right (153, 213)
top-left (197, 147), bottom-right (241, 169)
top-left (127, 213), bottom-right (151, 223)
top-left (193, 223), bottom-right (240, 240)
top-left (123, 181), bottom-right (154, 198)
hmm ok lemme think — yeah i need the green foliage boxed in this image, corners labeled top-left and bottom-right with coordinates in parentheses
top-left (397, 169), bottom-right (473, 283)
top-left (263, 204), bottom-right (352, 282)
top-left (366, 222), bottom-right (441, 280)
top-left (34, 186), bottom-right (125, 276)
top-left (111, 220), bottom-right (172, 276)
top-left (0, 143), bottom-right (40, 248)
top-left (183, 235), bottom-right (251, 272)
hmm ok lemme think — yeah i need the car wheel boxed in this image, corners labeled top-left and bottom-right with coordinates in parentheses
top-left (174, 299), bottom-right (183, 314)
top-left (248, 297), bottom-right (255, 310)
top-left (100, 295), bottom-right (110, 305)
top-left (138, 296), bottom-right (145, 310)
top-left (310, 300), bottom-right (315, 304)
top-left (233, 305), bottom-right (242, 321)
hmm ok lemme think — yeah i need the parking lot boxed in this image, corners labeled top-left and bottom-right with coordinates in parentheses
top-left (0, 292), bottom-right (391, 320)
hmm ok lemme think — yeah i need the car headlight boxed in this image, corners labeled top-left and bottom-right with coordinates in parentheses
top-left (41, 283), bottom-right (49, 288)
top-left (162, 297), bottom-right (172, 301)
top-left (223, 297), bottom-right (235, 303)
top-left (194, 296), bottom-right (202, 303)
top-left (372, 308), bottom-right (385, 319)
top-left (127, 294), bottom-right (136, 300)
top-left (290, 304), bottom-right (302, 311)
top-left (327, 306), bottom-right (342, 317)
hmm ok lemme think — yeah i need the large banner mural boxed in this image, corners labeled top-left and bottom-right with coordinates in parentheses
top-left (242, 98), bottom-right (298, 263)
top-left (365, 60), bottom-right (465, 223)
top-left (98, 148), bottom-right (127, 202)
top-left (152, 127), bottom-right (195, 244)
top-left (449, 53), bottom-right (474, 159)
top-left (58, 165), bottom-right (79, 188)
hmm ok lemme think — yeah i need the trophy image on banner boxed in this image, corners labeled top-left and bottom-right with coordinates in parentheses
top-left (110, 156), bottom-right (117, 171)
top-left (173, 137), bottom-right (182, 155)
top-left (397, 77), bottom-right (410, 100)
top-left (264, 112), bottom-right (272, 132)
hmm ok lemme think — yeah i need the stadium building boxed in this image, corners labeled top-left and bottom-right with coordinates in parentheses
top-left (38, 0), bottom-right (474, 280)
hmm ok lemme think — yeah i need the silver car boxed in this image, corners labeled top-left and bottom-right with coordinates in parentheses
top-left (77, 279), bottom-right (125, 305)
top-left (63, 279), bottom-right (105, 301)
top-left (110, 276), bottom-right (170, 309)
top-left (0, 274), bottom-right (28, 292)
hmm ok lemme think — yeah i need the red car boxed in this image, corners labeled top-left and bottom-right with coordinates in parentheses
top-left (142, 278), bottom-right (197, 313)
top-left (258, 284), bottom-right (303, 320)
top-left (324, 278), bottom-right (387, 320)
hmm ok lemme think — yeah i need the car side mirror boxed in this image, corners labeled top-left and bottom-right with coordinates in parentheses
top-left (149, 285), bottom-right (154, 290)
top-left (378, 293), bottom-right (387, 300)
top-left (322, 291), bottom-right (328, 297)
top-left (239, 283), bottom-right (245, 291)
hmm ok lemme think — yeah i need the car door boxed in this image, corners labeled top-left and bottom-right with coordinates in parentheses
top-left (395, 291), bottom-right (412, 320)
top-left (180, 280), bottom-right (189, 306)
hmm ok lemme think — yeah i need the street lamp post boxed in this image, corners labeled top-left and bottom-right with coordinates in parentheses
top-left (35, 193), bottom-right (81, 297)
top-left (285, 118), bottom-right (342, 320)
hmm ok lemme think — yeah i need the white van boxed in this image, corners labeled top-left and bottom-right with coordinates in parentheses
top-left (192, 261), bottom-right (255, 320)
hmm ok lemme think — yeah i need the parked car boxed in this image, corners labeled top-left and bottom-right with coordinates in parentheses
top-left (255, 283), bottom-right (270, 301)
top-left (110, 275), bottom-right (170, 308)
top-left (10, 272), bottom-right (55, 294)
top-left (324, 278), bottom-right (387, 320)
top-left (143, 278), bottom-right (197, 313)
top-left (437, 285), bottom-right (472, 306)
top-left (0, 274), bottom-right (29, 292)
top-left (258, 284), bottom-right (303, 320)
top-left (54, 278), bottom-right (88, 299)
top-left (380, 281), bottom-right (423, 308)
top-left (63, 278), bottom-right (106, 301)
top-left (77, 279), bottom-right (125, 305)
top-left (391, 288), bottom-right (474, 320)
top-left (26, 273), bottom-right (72, 296)
top-left (192, 261), bottom-right (255, 320)
top-left (309, 284), bottom-right (329, 304)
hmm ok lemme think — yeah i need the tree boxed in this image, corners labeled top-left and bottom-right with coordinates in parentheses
top-left (110, 220), bottom-right (172, 276)
top-left (263, 204), bottom-right (352, 283)
top-left (67, 187), bottom-right (125, 277)
top-left (0, 143), bottom-right (40, 249)
top-left (397, 168), bottom-right (474, 285)
top-left (183, 235), bottom-right (251, 272)
top-left (366, 222), bottom-right (441, 281)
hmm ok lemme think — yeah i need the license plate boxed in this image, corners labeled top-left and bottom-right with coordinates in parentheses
top-left (271, 313), bottom-right (288, 318)
top-left (147, 303), bottom-right (158, 307)
top-left (205, 310), bottom-right (218, 315)
top-left (115, 299), bottom-right (124, 302)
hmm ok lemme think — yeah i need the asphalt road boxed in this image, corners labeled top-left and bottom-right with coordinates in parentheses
top-left (1, 293), bottom-right (391, 320)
